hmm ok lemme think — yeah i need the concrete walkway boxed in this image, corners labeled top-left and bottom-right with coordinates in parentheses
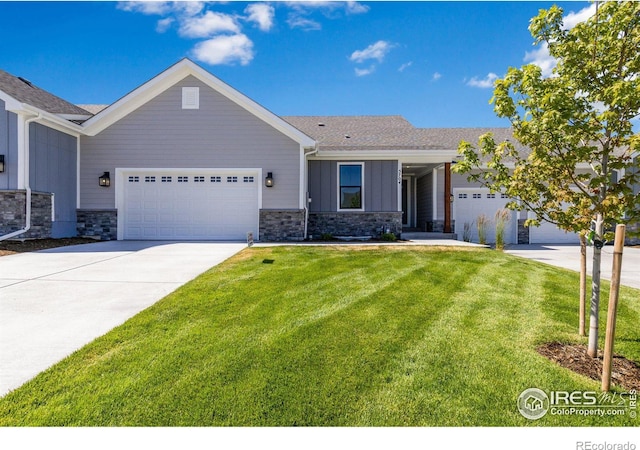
top-left (0, 241), bottom-right (245, 397)
top-left (505, 244), bottom-right (640, 289)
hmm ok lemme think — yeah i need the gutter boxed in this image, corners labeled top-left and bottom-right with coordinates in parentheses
top-left (302, 145), bottom-right (319, 240)
top-left (0, 112), bottom-right (41, 241)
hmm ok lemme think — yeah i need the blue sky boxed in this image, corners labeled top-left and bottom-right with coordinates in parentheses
top-left (0, 1), bottom-right (594, 128)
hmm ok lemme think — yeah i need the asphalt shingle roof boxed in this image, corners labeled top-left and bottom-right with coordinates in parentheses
top-left (0, 69), bottom-right (90, 116)
top-left (283, 115), bottom-right (521, 152)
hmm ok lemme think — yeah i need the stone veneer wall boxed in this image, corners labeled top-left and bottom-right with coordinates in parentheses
top-left (259, 209), bottom-right (306, 241)
top-left (424, 220), bottom-right (456, 234)
top-left (0, 190), bottom-right (52, 239)
top-left (625, 221), bottom-right (639, 246)
top-left (308, 212), bottom-right (402, 238)
top-left (518, 219), bottom-right (530, 244)
top-left (77, 209), bottom-right (117, 240)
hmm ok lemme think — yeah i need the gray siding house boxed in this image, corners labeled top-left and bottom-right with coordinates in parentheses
top-left (1, 59), bottom-right (637, 244)
top-left (0, 70), bottom-right (85, 239)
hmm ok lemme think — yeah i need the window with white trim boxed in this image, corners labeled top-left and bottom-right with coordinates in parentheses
top-left (338, 163), bottom-right (364, 210)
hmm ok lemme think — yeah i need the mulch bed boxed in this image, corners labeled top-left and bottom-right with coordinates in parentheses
top-left (0, 237), bottom-right (98, 257)
top-left (538, 341), bottom-right (640, 391)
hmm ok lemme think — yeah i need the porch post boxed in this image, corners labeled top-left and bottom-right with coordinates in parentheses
top-left (444, 162), bottom-right (452, 233)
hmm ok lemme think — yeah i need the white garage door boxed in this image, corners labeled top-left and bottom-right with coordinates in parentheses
top-left (529, 221), bottom-right (579, 244)
top-left (121, 170), bottom-right (259, 240)
top-left (453, 188), bottom-right (517, 244)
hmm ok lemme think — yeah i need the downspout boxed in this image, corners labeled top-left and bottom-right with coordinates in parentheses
top-left (0, 112), bottom-right (41, 241)
top-left (303, 144), bottom-right (319, 240)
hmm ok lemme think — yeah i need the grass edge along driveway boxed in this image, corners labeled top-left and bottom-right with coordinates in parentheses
top-left (0, 246), bottom-right (638, 426)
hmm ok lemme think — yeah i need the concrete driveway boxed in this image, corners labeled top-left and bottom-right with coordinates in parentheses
top-left (505, 244), bottom-right (640, 289)
top-left (0, 240), bottom-right (245, 397)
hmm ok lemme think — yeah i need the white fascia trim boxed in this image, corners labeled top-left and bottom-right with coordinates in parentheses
top-left (10, 103), bottom-right (84, 136)
top-left (81, 59), bottom-right (316, 147)
top-left (0, 90), bottom-right (23, 111)
top-left (467, 161), bottom-right (593, 170)
top-left (314, 149), bottom-right (459, 162)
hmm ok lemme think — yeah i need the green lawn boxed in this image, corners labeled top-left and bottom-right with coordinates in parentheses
top-left (1, 246), bottom-right (638, 426)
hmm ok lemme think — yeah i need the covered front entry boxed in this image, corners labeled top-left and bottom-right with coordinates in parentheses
top-left (118, 169), bottom-right (260, 240)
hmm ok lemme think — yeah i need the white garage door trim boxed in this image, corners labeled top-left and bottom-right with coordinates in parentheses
top-left (115, 168), bottom-right (262, 241)
top-left (452, 188), bottom-right (518, 245)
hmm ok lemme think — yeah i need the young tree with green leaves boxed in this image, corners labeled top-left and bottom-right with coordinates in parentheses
top-left (454, 1), bottom-right (640, 358)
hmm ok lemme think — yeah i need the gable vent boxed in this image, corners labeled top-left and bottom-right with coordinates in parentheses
top-left (182, 87), bottom-right (199, 109)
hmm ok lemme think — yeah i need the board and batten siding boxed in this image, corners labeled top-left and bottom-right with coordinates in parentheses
top-left (29, 123), bottom-right (78, 237)
top-left (308, 160), bottom-right (399, 212)
top-left (0, 100), bottom-right (19, 190)
top-left (79, 76), bottom-right (302, 210)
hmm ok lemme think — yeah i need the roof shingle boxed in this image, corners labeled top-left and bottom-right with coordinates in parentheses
top-left (0, 69), bottom-right (90, 115)
top-left (283, 115), bottom-right (520, 151)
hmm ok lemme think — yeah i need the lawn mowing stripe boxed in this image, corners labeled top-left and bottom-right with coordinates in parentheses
top-left (0, 247), bottom-right (637, 427)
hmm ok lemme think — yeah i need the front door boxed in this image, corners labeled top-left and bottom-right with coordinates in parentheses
top-left (402, 178), bottom-right (409, 226)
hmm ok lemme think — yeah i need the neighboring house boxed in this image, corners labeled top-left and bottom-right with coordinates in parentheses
top-left (0, 59), bottom-right (635, 244)
top-left (0, 69), bottom-right (87, 239)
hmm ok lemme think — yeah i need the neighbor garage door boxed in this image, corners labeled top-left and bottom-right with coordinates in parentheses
top-left (453, 188), bottom-right (517, 244)
top-left (121, 170), bottom-right (259, 240)
top-left (529, 221), bottom-right (579, 244)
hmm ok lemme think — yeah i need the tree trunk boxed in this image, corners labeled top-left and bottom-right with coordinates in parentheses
top-left (579, 234), bottom-right (587, 336)
top-left (587, 215), bottom-right (604, 358)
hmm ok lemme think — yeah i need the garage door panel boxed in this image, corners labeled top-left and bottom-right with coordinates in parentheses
top-left (453, 189), bottom-right (517, 244)
top-left (529, 221), bottom-right (579, 244)
top-left (122, 170), bottom-right (259, 240)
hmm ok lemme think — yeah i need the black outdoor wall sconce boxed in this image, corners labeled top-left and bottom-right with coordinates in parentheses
top-left (265, 172), bottom-right (274, 187)
top-left (99, 171), bottom-right (110, 187)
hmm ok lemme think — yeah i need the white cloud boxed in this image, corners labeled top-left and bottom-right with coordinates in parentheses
top-left (562, 3), bottom-right (596, 30)
top-left (524, 42), bottom-right (556, 78)
top-left (345, 1), bottom-right (370, 15)
top-left (350, 40), bottom-right (394, 63)
top-left (118, 1), bottom-right (204, 17)
top-left (191, 34), bottom-right (254, 66)
top-left (117, 1), bottom-right (173, 15)
top-left (286, 15), bottom-right (322, 31)
top-left (524, 4), bottom-right (596, 77)
top-left (156, 17), bottom-right (174, 33)
top-left (119, 1), bottom-right (369, 65)
top-left (285, 1), bottom-right (368, 31)
top-left (179, 11), bottom-right (240, 38)
top-left (398, 61), bottom-right (413, 72)
top-left (245, 3), bottom-right (275, 32)
top-left (467, 73), bottom-right (498, 88)
top-left (432, 72), bottom-right (442, 81)
top-left (355, 65), bottom-right (375, 77)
